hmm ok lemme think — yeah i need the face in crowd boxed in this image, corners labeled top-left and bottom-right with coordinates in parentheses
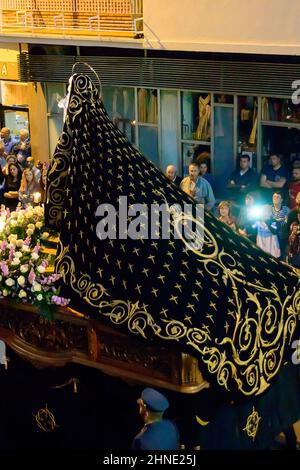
top-left (272, 192), bottom-right (282, 207)
top-left (199, 162), bottom-right (208, 175)
top-left (270, 154), bottom-right (281, 168)
top-left (9, 164), bottom-right (19, 179)
top-left (188, 163), bottom-right (200, 182)
top-left (239, 156), bottom-right (250, 171)
top-left (165, 165), bottom-right (176, 181)
top-left (0, 127), bottom-right (10, 140)
top-left (292, 168), bottom-right (300, 182)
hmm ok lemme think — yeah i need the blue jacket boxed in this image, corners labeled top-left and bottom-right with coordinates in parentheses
top-left (132, 419), bottom-right (180, 450)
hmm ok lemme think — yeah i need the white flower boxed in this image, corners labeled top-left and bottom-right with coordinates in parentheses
top-left (25, 211), bottom-right (33, 219)
top-left (2, 289), bottom-right (9, 297)
top-left (37, 265), bottom-right (46, 274)
top-left (41, 232), bottom-right (49, 240)
top-left (18, 290), bottom-right (27, 298)
top-left (11, 258), bottom-right (20, 266)
top-left (8, 234), bottom-right (18, 241)
top-left (35, 221), bottom-right (43, 229)
top-left (16, 239), bottom-right (24, 248)
top-left (20, 265), bottom-right (29, 273)
top-left (26, 229), bottom-right (34, 236)
top-left (32, 282), bottom-right (42, 292)
top-left (5, 278), bottom-right (15, 287)
top-left (10, 211), bottom-right (17, 218)
top-left (27, 223), bottom-right (35, 231)
top-left (31, 252), bottom-right (39, 260)
top-left (10, 219), bottom-right (17, 227)
top-left (17, 216), bottom-right (25, 224)
top-left (17, 275), bottom-right (26, 286)
top-left (21, 245), bottom-right (30, 253)
top-left (36, 294), bottom-right (43, 301)
top-left (14, 251), bottom-right (23, 258)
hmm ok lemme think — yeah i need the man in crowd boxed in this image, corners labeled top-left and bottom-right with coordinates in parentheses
top-left (180, 162), bottom-right (215, 210)
top-left (227, 154), bottom-right (257, 204)
top-left (165, 165), bottom-right (182, 186)
top-left (0, 127), bottom-right (17, 155)
top-left (259, 154), bottom-right (289, 203)
top-left (13, 128), bottom-right (31, 167)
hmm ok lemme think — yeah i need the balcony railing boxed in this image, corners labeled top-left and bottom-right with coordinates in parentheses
top-left (0, 0), bottom-right (143, 39)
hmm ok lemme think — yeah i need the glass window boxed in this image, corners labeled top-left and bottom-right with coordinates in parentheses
top-left (181, 92), bottom-right (211, 141)
top-left (262, 125), bottom-right (300, 170)
top-left (102, 86), bottom-right (135, 143)
top-left (138, 126), bottom-right (159, 167)
top-left (261, 97), bottom-right (300, 123)
top-left (46, 83), bottom-right (66, 158)
top-left (213, 106), bottom-right (234, 198)
top-left (237, 96), bottom-right (258, 156)
top-left (137, 88), bottom-right (158, 124)
top-left (160, 90), bottom-right (180, 174)
top-left (182, 143), bottom-right (210, 176)
top-left (214, 94), bottom-right (234, 104)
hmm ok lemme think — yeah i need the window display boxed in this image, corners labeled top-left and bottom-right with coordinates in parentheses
top-left (261, 98), bottom-right (300, 123)
top-left (181, 92), bottom-right (211, 141)
top-left (137, 88), bottom-right (158, 124)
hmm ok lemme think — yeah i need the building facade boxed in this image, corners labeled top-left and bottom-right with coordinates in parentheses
top-left (1, 0), bottom-right (300, 196)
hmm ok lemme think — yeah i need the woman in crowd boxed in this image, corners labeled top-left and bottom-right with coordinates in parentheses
top-left (2, 154), bottom-right (19, 176)
top-left (288, 209), bottom-right (300, 268)
top-left (3, 163), bottom-right (22, 210)
top-left (218, 201), bottom-right (237, 231)
top-left (18, 168), bottom-right (40, 207)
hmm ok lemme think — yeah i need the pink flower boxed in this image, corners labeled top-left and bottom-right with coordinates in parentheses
top-left (0, 262), bottom-right (9, 276)
top-left (41, 259), bottom-right (49, 268)
top-left (9, 248), bottom-right (15, 260)
top-left (28, 270), bottom-right (36, 284)
top-left (23, 237), bottom-right (31, 246)
top-left (51, 295), bottom-right (70, 306)
top-left (32, 245), bottom-right (41, 254)
top-left (0, 241), bottom-right (7, 251)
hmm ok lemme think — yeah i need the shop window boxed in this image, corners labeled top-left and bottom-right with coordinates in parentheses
top-left (160, 90), bottom-right (180, 174)
top-left (102, 86), bottom-right (135, 143)
top-left (46, 83), bottom-right (66, 158)
top-left (261, 97), bottom-right (300, 123)
top-left (137, 88), bottom-right (158, 124)
top-left (182, 143), bottom-right (211, 176)
top-left (181, 92), bottom-right (211, 141)
top-left (237, 96), bottom-right (258, 169)
top-left (138, 126), bottom-right (159, 167)
top-left (262, 125), bottom-right (300, 170)
top-left (213, 106), bottom-right (234, 198)
top-left (214, 94), bottom-right (234, 104)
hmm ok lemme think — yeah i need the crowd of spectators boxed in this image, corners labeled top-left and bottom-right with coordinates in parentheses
top-left (0, 127), bottom-right (48, 210)
top-left (165, 153), bottom-right (300, 267)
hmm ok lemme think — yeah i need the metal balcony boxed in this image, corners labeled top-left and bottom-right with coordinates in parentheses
top-left (0, 0), bottom-right (143, 40)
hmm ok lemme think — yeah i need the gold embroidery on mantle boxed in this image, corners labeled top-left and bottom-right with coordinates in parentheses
top-left (55, 238), bottom-right (300, 397)
top-left (34, 404), bottom-right (59, 433)
top-left (243, 406), bottom-right (261, 441)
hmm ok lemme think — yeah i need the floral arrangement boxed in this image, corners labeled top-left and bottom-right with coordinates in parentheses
top-left (0, 204), bottom-right (70, 318)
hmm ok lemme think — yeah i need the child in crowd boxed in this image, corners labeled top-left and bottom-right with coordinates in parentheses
top-left (253, 205), bottom-right (281, 258)
top-left (218, 201), bottom-right (237, 232)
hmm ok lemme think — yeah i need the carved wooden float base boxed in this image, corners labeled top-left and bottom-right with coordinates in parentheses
top-left (0, 300), bottom-right (209, 394)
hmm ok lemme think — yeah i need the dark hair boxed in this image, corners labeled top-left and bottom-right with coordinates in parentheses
top-left (239, 154), bottom-right (250, 162)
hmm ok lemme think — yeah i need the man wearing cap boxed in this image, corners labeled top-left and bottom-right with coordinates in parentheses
top-left (132, 387), bottom-right (180, 450)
